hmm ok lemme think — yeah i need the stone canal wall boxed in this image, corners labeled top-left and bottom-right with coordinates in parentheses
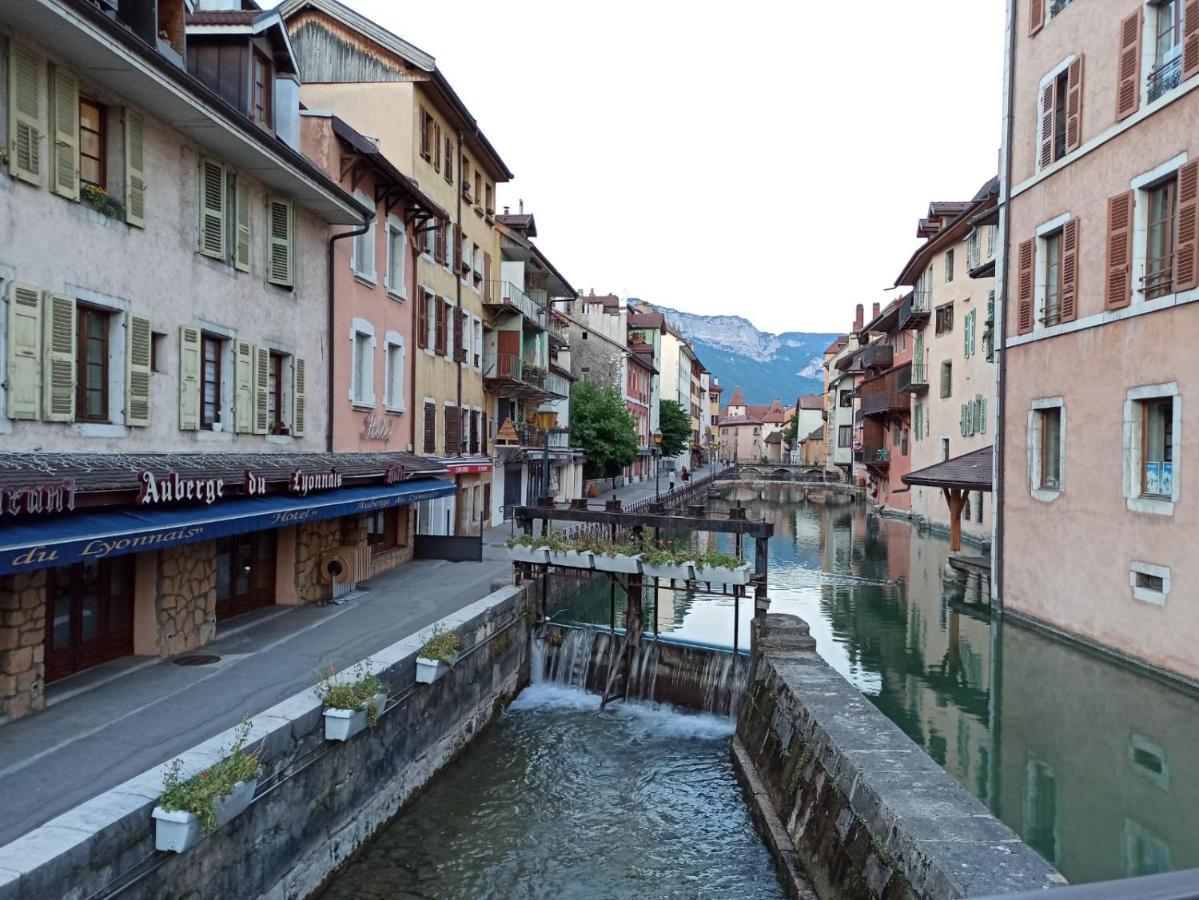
top-left (0, 584), bottom-right (533, 900)
top-left (735, 614), bottom-right (1064, 900)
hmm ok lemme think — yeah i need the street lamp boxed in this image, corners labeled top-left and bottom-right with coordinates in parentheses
top-left (652, 428), bottom-right (663, 500)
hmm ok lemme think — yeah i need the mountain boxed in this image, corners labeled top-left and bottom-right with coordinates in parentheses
top-left (655, 307), bottom-right (839, 406)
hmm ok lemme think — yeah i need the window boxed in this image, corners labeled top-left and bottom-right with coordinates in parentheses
top-left (485, 183), bottom-right (493, 214)
top-left (941, 437), bottom-right (950, 461)
top-left (266, 198), bottom-right (294, 288)
top-left (423, 220), bottom-right (436, 257)
top-left (474, 171), bottom-right (482, 207)
top-left (1043, 229), bottom-right (1063, 323)
top-left (1145, 179), bottom-right (1177, 299)
top-left (838, 425), bottom-right (851, 447)
top-left (76, 306), bottom-right (109, 422)
top-left (386, 218), bottom-right (406, 296)
top-left (1130, 563), bottom-right (1171, 606)
top-left (200, 333), bottom-right (222, 427)
top-left (473, 316), bottom-right (482, 368)
top-left (366, 508), bottom-right (399, 551)
top-left (419, 108), bottom-right (433, 161)
top-left (351, 198), bottom-right (376, 280)
top-left (1141, 397), bottom-right (1174, 497)
top-left (472, 243), bottom-right (482, 287)
top-left (462, 158), bottom-right (472, 201)
top-left (461, 236), bottom-right (471, 280)
top-left (252, 49), bottom-right (272, 129)
top-left (940, 361), bottom-right (952, 399)
top-left (79, 96), bottom-right (106, 189)
top-left (423, 400), bottom-right (436, 453)
top-left (1053, 69), bottom-right (1068, 161)
top-left (444, 136), bottom-right (453, 184)
top-left (151, 331), bottom-right (167, 373)
top-left (839, 390), bottom-right (852, 408)
top-left (1038, 407), bottom-right (1062, 489)
top-left (935, 303), bottom-right (954, 335)
top-left (384, 337), bottom-right (405, 412)
top-left (945, 248), bottom-right (955, 282)
top-left (351, 330), bottom-right (373, 406)
top-left (268, 352), bottom-right (285, 434)
top-left (1149, 0), bottom-right (1183, 102)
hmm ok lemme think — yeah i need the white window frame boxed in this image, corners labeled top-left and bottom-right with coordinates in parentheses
top-left (1035, 213), bottom-right (1072, 332)
top-left (349, 316), bottom-right (376, 408)
top-left (350, 190), bottom-right (377, 284)
top-left (1130, 152), bottom-right (1188, 306)
top-left (1129, 561), bottom-right (1171, 607)
top-left (1036, 55), bottom-right (1077, 174)
top-left (385, 214), bottom-right (406, 300)
top-left (1123, 382), bottom-right (1181, 516)
top-left (1028, 396), bottom-right (1066, 502)
top-left (71, 286), bottom-right (132, 437)
top-left (383, 331), bottom-right (406, 413)
top-left (473, 316), bottom-right (483, 370)
top-left (460, 236), bottom-right (471, 284)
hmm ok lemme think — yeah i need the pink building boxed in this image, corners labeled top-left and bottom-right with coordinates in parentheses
top-left (625, 344), bottom-right (655, 481)
top-left (855, 299), bottom-right (914, 512)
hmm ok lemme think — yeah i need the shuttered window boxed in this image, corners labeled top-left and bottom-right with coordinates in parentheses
top-left (940, 361), bottom-right (952, 399)
top-left (50, 65), bottom-right (80, 200)
top-left (267, 198), bottom-right (295, 287)
top-left (435, 298), bottom-right (447, 356)
top-left (1177, 161), bottom-right (1199, 292)
top-left (179, 327), bottom-right (201, 431)
top-left (1038, 61), bottom-right (1079, 170)
top-left (1185, 0), bottom-right (1199, 83)
top-left (252, 345), bottom-right (270, 434)
top-left (201, 334), bottom-right (223, 427)
top-left (423, 401), bottom-right (436, 453)
top-left (1017, 238), bottom-right (1035, 333)
top-left (1064, 57), bottom-right (1083, 153)
top-left (47, 295), bottom-right (79, 423)
top-left (124, 108), bottom-right (146, 228)
top-left (1106, 191), bottom-right (1134, 309)
top-left (1117, 9), bottom-right (1144, 121)
top-left (6, 283), bottom-right (42, 420)
top-left (445, 403), bottom-right (459, 455)
top-left (234, 340), bottom-right (254, 433)
top-left (1029, 0), bottom-right (1044, 36)
top-left (8, 43), bottom-right (43, 186)
top-left (444, 136), bottom-right (454, 184)
top-left (234, 178), bottom-right (251, 272)
top-left (199, 159), bottom-right (227, 259)
top-left (293, 357), bottom-right (306, 437)
top-left (125, 314), bottom-right (151, 427)
top-left (1059, 218), bottom-right (1079, 322)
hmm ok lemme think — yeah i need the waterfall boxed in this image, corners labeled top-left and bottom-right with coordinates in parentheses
top-left (534, 625), bottom-right (746, 717)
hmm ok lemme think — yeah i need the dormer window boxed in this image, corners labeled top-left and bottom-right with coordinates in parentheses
top-left (252, 49), bottom-right (272, 129)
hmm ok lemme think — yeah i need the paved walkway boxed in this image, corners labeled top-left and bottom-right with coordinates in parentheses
top-left (0, 467), bottom-right (714, 846)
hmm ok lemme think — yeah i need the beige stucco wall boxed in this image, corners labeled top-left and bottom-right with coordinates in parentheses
top-left (0, 33), bottom-right (330, 451)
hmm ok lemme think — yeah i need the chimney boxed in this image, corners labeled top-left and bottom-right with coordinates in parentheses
top-left (872, 301), bottom-right (881, 320)
top-left (519, 199), bottom-right (524, 214)
top-left (854, 303), bottom-right (864, 332)
top-left (503, 205), bottom-right (510, 215)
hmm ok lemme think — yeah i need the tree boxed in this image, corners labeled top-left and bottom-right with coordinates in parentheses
top-left (570, 379), bottom-right (638, 476)
top-left (658, 399), bottom-right (692, 458)
top-left (782, 412), bottom-right (799, 448)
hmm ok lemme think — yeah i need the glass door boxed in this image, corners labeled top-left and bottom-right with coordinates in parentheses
top-left (214, 530), bottom-right (277, 621)
top-left (44, 557), bottom-right (135, 682)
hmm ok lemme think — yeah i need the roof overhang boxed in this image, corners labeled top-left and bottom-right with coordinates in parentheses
top-left (902, 446), bottom-right (994, 491)
top-left (6, 0), bottom-right (367, 225)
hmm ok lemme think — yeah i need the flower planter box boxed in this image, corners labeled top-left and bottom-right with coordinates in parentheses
top-left (548, 549), bottom-right (593, 570)
top-left (641, 561), bottom-right (695, 582)
top-left (591, 553), bottom-right (642, 575)
top-left (323, 692), bottom-right (387, 741)
top-left (416, 654), bottom-right (457, 684)
top-left (692, 563), bottom-right (753, 586)
top-left (152, 778), bottom-right (258, 853)
top-left (507, 545), bottom-right (549, 565)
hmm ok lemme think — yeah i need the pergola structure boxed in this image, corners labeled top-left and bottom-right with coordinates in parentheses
top-left (901, 446), bottom-right (992, 551)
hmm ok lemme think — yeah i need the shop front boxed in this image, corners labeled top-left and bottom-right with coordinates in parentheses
top-left (0, 452), bottom-right (452, 722)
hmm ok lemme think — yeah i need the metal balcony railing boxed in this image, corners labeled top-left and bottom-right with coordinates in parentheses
top-left (1142, 256), bottom-right (1174, 300)
top-left (1049, 0), bottom-right (1072, 15)
top-left (899, 291), bottom-right (932, 329)
top-left (488, 351), bottom-right (522, 381)
top-left (1148, 54), bottom-right (1183, 103)
top-left (486, 281), bottom-right (545, 328)
top-left (520, 426), bottom-right (570, 449)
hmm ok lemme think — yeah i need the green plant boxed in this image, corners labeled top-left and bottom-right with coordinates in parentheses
top-left (80, 183), bottom-right (126, 220)
top-left (570, 379), bottom-right (638, 476)
top-left (658, 399), bottom-right (693, 457)
top-left (418, 626), bottom-right (461, 663)
top-left (314, 662), bottom-right (387, 725)
top-left (158, 721), bottom-right (262, 835)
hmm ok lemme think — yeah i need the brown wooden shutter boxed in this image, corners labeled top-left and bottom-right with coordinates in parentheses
top-left (1017, 239), bottom-right (1035, 334)
top-left (1105, 191), bottom-right (1134, 309)
top-left (435, 298), bottom-right (447, 355)
top-left (1060, 218), bottom-right (1079, 322)
top-left (434, 220), bottom-right (446, 265)
top-left (1039, 82), bottom-right (1055, 170)
top-left (433, 122), bottom-right (441, 173)
top-left (445, 403), bottom-right (458, 454)
top-left (1175, 161), bottom-right (1199, 292)
top-left (470, 410), bottom-right (479, 454)
top-left (1065, 55), bottom-right (1083, 152)
top-left (454, 308), bottom-right (466, 362)
top-left (1029, 0), bottom-right (1044, 36)
top-left (481, 411), bottom-right (488, 454)
top-left (483, 252), bottom-right (492, 300)
top-left (444, 136), bottom-right (453, 184)
top-left (423, 400), bottom-right (436, 453)
top-left (416, 290), bottom-right (428, 349)
top-left (1185, 0), bottom-right (1199, 82)
top-left (419, 110), bottom-right (430, 160)
top-left (1117, 9), bottom-right (1142, 121)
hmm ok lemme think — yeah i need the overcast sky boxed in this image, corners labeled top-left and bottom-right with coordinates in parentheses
top-left (275, 1), bottom-right (1005, 335)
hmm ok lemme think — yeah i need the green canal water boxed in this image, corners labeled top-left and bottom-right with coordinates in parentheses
top-left (551, 483), bottom-right (1199, 885)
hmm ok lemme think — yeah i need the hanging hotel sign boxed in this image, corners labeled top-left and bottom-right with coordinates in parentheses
top-left (361, 414), bottom-right (393, 441)
top-left (244, 470), bottom-right (267, 497)
top-left (383, 464), bottom-right (406, 485)
top-left (1, 478), bottom-right (76, 517)
top-left (288, 468), bottom-right (343, 497)
top-left (137, 471), bottom-right (225, 506)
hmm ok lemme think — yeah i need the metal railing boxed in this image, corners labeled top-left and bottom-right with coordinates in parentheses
top-left (487, 351), bottom-right (522, 381)
top-left (1049, 0), bottom-right (1072, 15)
top-left (1148, 54), bottom-right (1182, 103)
top-left (1142, 256), bottom-right (1174, 299)
top-left (901, 361), bottom-right (928, 391)
top-left (486, 281), bottom-right (546, 327)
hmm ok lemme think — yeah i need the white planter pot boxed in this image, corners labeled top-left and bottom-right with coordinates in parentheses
top-left (507, 545), bottom-right (549, 565)
top-left (641, 561), bottom-right (695, 582)
top-left (692, 563), bottom-right (753, 586)
top-left (153, 778), bottom-right (258, 853)
top-left (548, 549), bottom-right (593, 570)
top-left (591, 553), bottom-right (641, 574)
top-left (371, 692), bottom-right (387, 720)
top-left (324, 705), bottom-right (368, 741)
top-left (416, 654), bottom-right (456, 684)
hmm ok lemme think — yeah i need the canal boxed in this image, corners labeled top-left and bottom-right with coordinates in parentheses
top-left (553, 482), bottom-right (1199, 884)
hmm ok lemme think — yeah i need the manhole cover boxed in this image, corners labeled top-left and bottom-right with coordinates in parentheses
top-left (174, 654), bottom-right (221, 666)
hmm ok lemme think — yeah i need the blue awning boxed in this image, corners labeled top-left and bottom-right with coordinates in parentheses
top-left (0, 478), bottom-right (455, 575)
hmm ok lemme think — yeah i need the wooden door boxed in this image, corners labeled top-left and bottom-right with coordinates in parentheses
top-left (215, 530), bottom-right (277, 621)
top-left (44, 557), bottom-right (135, 682)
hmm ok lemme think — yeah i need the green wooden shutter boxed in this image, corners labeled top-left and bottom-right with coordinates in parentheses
top-left (8, 44), bottom-right (43, 185)
top-left (124, 108), bottom-right (146, 227)
top-left (234, 178), bottom-right (251, 272)
top-left (50, 65), bottom-right (79, 200)
top-left (6, 283), bottom-right (41, 420)
top-left (960, 403), bottom-right (967, 437)
top-left (179, 326), bottom-right (201, 430)
top-left (293, 357), bottom-right (305, 437)
top-left (42, 293), bottom-right (76, 423)
top-left (234, 340), bottom-right (254, 433)
top-left (125, 313), bottom-right (151, 426)
top-left (267, 198), bottom-right (294, 287)
top-left (199, 159), bottom-right (226, 258)
top-left (253, 345), bottom-right (269, 434)
top-left (978, 397), bottom-right (987, 435)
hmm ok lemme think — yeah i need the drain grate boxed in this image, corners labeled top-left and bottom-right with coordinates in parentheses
top-left (174, 654), bottom-right (221, 666)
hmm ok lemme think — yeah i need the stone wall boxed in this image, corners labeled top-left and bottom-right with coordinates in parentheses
top-left (294, 518), bottom-right (351, 604)
top-left (735, 614), bottom-right (1064, 900)
top-left (0, 571), bottom-right (47, 723)
top-left (156, 542), bottom-right (217, 656)
top-left (0, 585), bottom-right (532, 900)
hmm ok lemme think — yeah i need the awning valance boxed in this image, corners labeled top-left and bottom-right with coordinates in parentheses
top-left (0, 478), bottom-right (454, 575)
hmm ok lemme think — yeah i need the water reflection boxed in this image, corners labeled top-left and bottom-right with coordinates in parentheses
top-left (550, 483), bottom-right (1199, 883)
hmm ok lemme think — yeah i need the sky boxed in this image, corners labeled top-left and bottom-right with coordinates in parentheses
top-left (272, 1), bottom-right (1005, 335)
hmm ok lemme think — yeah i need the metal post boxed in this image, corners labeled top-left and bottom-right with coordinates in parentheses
top-left (754, 535), bottom-right (769, 620)
top-left (609, 580), bottom-right (616, 636)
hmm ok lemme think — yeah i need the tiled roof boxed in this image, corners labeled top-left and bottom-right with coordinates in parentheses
top-left (187, 10), bottom-right (260, 25)
top-left (628, 312), bottom-right (665, 331)
top-left (902, 446), bottom-right (993, 491)
top-left (764, 432), bottom-right (784, 444)
top-left (728, 386), bottom-right (746, 406)
top-left (797, 394), bottom-right (824, 411)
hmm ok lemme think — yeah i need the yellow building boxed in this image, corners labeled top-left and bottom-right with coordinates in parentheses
top-left (282, 0), bottom-right (513, 533)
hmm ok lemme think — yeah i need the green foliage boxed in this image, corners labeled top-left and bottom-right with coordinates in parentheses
top-left (570, 379), bottom-right (638, 476)
top-left (315, 662), bottom-right (387, 724)
top-left (159, 722), bottom-right (262, 835)
top-left (81, 183), bottom-right (126, 220)
top-left (507, 531), bottom-right (742, 570)
top-left (782, 412), bottom-right (799, 447)
top-left (418, 626), bottom-right (462, 662)
top-left (658, 399), bottom-right (692, 457)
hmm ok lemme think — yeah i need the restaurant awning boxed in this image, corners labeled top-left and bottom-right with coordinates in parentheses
top-left (0, 478), bottom-right (454, 575)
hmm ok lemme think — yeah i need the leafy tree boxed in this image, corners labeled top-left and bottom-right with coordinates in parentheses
top-left (658, 399), bottom-right (692, 457)
top-left (571, 379), bottom-right (638, 476)
top-left (782, 412), bottom-right (799, 447)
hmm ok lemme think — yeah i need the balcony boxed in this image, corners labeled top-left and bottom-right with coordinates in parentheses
top-left (854, 443), bottom-right (891, 468)
top-left (485, 281), bottom-right (545, 330)
top-left (900, 361), bottom-right (929, 394)
top-left (484, 351), bottom-right (554, 402)
top-left (547, 313), bottom-right (569, 348)
top-left (860, 342), bottom-right (892, 371)
top-left (520, 426), bottom-right (571, 449)
top-left (1148, 55), bottom-right (1183, 103)
top-left (858, 365), bottom-right (910, 417)
top-left (898, 291), bottom-right (931, 329)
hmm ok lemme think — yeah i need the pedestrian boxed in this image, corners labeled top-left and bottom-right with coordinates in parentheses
top-left (669, 471), bottom-right (676, 492)
top-left (682, 466), bottom-right (690, 483)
